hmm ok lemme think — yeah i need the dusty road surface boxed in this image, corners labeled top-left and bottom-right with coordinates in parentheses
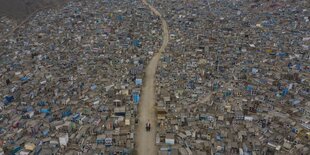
top-left (135, 0), bottom-right (169, 155)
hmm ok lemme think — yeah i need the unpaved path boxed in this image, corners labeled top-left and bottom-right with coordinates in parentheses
top-left (135, 0), bottom-right (169, 155)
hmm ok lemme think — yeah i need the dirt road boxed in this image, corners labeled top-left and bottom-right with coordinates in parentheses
top-left (135, 0), bottom-right (169, 155)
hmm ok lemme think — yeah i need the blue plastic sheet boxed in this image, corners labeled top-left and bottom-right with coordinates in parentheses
top-left (133, 92), bottom-right (140, 104)
top-left (295, 64), bottom-right (301, 71)
top-left (276, 52), bottom-right (288, 57)
top-left (132, 39), bottom-right (141, 47)
top-left (40, 108), bottom-right (51, 114)
top-left (135, 79), bottom-right (142, 86)
top-left (281, 88), bottom-right (289, 96)
top-left (91, 84), bottom-right (97, 90)
top-left (117, 15), bottom-right (124, 21)
top-left (20, 76), bottom-right (29, 81)
top-left (38, 101), bottom-right (47, 106)
top-left (62, 109), bottom-right (72, 117)
top-left (42, 129), bottom-right (49, 136)
top-left (72, 113), bottom-right (80, 122)
top-left (3, 96), bottom-right (14, 105)
top-left (246, 85), bottom-right (254, 91)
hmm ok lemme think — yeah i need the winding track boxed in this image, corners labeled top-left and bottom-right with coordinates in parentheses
top-left (135, 0), bottom-right (169, 154)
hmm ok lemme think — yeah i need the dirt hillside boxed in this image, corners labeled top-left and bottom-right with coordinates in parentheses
top-left (0, 0), bottom-right (68, 20)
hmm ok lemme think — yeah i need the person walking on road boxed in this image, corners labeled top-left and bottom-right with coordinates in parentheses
top-left (146, 120), bottom-right (151, 131)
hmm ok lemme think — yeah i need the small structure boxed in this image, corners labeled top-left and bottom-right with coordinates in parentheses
top-left (135, 78), bottom-right (143, 86)
top-left (165, 134), bottom-right (175, 145)
top-left (24, 143), bottom-right (35, 151)
top-left (59, 133), bottom-right (69, 146)
top-left (96, 134), bottom-right (106, 144)
top-left (157, 107), bottom-right (167, 120)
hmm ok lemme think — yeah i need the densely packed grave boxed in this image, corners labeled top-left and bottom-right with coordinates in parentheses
top-left (153, 0), bottom-right (309, 154)
top-left (0, 0), bottom-right (161, 154)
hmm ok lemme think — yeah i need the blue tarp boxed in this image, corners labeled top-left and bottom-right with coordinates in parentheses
top-left (246, 85), bottom-right (254, 91)
top-left (46, 115), bottom-right (54, 122)
top-left (213, 83), bottom-right (219, 90)
top-left (132, 39), bottom-right (141, 47)
top-left (133, 92), bottom-right (140, 104)
top-left (62, 109), bottom-right (72, 117)
top-left (38, 101), bottom-right (47, 106)
top-left (288, 62), bottom-right (293, 68)
top-left (135, 79), bottom-right (142, 86)
top-left (96, 139), bottom-right (105, 144)
top-left (40, 108), bottom-right (51, 114)
top-left (295, 64), bottom-right (301, 70)
top-left (91, 84), bottom-right (97, 90)
top-left (34, 146), bottom-right (42, 155)
top-left (243, 143), bottom-right (249, 152)
top-left (261, 18), bottom-right (277, 27)
top-left (22, 106), bottom-right (33, 112)
top-left (282, 88), bottom-right (289, 96)
top-left (42, 129), bottom-right (49, 136)
top-left (223, 90), bottom-right (232, 98)
top-left (95, 19), bottom-right (101, 24)
top-left (252, 68), bottom-right (258, 74)
top-left (105, 138), bottom-right (112, 146)
top-left (276, 52), bottom-right (288, 57)
top-left (117, 15), bottom-right (124, 21)
top-left (27, 106), bottom-right (33, 112)
top-left (72, 113), bottom-right (80, 122)
top-left (10, 146), bottom-right (22, 155)
top-left (187, 80), bottom-right (195, 89)
top-left (0, 128), bottom-right (5, 134)
top-left (20, 76), bottom-right (29, 81)
top-left (291, 128), bottom-right (298, 133)
top-left (216, 133), bottom-right (222, 141)
top-left (3, 96), bottom-right (14, 105)
top-left (290, 99), bottom-right (301, 105)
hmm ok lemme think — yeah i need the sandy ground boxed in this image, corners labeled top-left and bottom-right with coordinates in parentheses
top-left (135, 0), bottom-right (169, 155)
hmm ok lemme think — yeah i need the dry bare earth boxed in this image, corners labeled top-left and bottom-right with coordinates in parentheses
top-left (0, 0), bottom-right (68, 20)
